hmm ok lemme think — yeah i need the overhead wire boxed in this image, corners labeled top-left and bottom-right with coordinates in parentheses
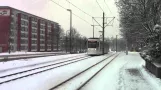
top-left (96, 0), bottom-right (105, 13)
top-left (66, 0), bottom-right (93, 17)
top-left (65, 0), bottom-right (112, 28)
top-left (49, 0), bottom-right (92, 25)
top-left (66, 0), bottom-right (102, 31)
top-left (104, 0), bottom-right (112, 14)
top-left (72, 13), bottom-right (92, 25)
top-left (104, 0), bottom-right (119, 22)
top-left (51, 0), bottom-right (102, 33)
top-left (50, 0), bottom-right (67, 10)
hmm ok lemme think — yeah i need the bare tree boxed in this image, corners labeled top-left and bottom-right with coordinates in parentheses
top-left (63, 27), bottom-right (87, 53)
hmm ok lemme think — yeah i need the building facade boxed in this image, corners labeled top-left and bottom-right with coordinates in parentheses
top-left (0, 6), bottom-right (60, 52)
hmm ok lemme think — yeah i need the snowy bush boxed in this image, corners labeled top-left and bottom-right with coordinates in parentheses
top-left (143, 24), bottom-right (161, 63)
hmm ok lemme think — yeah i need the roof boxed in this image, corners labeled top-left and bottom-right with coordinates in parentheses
top-left (88, 37), bottom-right (100, 39)
top-left (88, 38), bottom-right (100, 41)
top-left (0, 6), bottom-right (59, 25)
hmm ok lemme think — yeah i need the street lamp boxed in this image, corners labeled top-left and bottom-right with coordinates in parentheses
top-left (91, 25), bottom-right (95, 38)
top-left (116, 35), bottom-right (118, 52)
top-left (66, 30), bottom-right (70, 53)
top-left (79, 35), bottom-right (83, 53)
top-left (67, 9), bottom-right (72, 53)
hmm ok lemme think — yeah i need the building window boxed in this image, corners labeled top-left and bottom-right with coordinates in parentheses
top-left (32, 23), bottom-right (37, 28)
top-left (21, 14), bottom-right (25, 19)
top-left (21, 33), bottom-right (28, 38)
top-left (11, 17), bottom-right (14, 22)
top-left (32, 29), bottom-right (37, 33)
top-left (31, 46), bottom-right (36, 49)
top-left (25, 27), bottom-right (28, 31)
top-left (24, 15), bottom-right (28, 20)
top-left (10, 24), bottom-right (14, 29)
top-left (21, 20), bottom-right (25, 25)
top-left (20, 46), bottom-right (27, 50)
top-left (10, 38), bottom-right (14, 43)
top-left (10, 31), bottom-right (14, 36)
top-left (40, 41), bottom-right (44, 44)
top-left (40, 35), bottom-right (45, 39)
top-left (21, 27), bottom-right (25, 31)
top-left (40, 25), bottom-right (45, 29)
top-left (32, 40), bottom-right (35, 44)
top-left (32, 34), bottom-right (37, 38)
top-left (24, 21), bottom-right (28, 26)
top-left (32, 18), bottom-right (38, 22)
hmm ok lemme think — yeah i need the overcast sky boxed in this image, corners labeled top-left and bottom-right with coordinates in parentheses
top-left (0, 0), bottom-right (120, 38)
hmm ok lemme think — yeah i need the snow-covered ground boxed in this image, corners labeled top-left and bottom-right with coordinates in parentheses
top-left (0, 51), bottom-right (66, 56)
top-left (0, 53), bottom-right (86, 72)
top-left (81, 52), bottom-right (161, 90)
top-left (0, 53), bottom-right (114, 90)
top-left (0, 52), bottom-right (161, 90)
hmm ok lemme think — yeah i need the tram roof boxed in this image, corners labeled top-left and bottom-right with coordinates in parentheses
top-left (88, 38), bottom-right (100, 39)
top-left (88, 38), bottom-right (101, 41)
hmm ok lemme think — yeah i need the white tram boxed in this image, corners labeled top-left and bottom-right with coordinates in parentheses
top-left (87, 38), bottom-right (109, 56)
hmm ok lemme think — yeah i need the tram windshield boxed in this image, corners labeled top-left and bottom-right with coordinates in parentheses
top-left (88, 41), bottom-right (99, 48)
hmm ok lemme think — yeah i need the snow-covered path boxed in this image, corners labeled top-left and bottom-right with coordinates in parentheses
top-left (81, 52), bottom-right (161, 90)
top-left (117, 52), bottom-right (155, 90)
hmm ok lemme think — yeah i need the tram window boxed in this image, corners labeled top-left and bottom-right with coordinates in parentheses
top-left (88, 41), bottom-right (98, 48)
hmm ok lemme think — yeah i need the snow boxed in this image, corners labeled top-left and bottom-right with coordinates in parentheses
top-left (0, 53), bottom-right (113, 90)
top-left (0, 53), bottom-right (86, 72)
top-left (52, 53), bottom-right (117, 90)
top-left (0, 51), bottom-right (66, 56)
top-left (141, 67), bottom-right (161, 90)
top-left (0, 52), bottom-right (161, 90)
top-left (79, 52), bottom-right (161, 90)
top-left (0, 56), bottom-right (90, 83)
top-left (152, 62), bottom-right (161, 67)
top-left (81, 53), bottom-right (127, 90)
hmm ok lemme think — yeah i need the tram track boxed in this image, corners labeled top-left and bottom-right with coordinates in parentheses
top-left (0, 54), bottom-right (86, 73)
top-left (77, 54), bottom-right (119, 90)
top-left (49, 53), bottom-right (118, 90)
top-left (0, 53), bottom-right (68, 62)
top-left (0, 55), bottom-right (91, 85)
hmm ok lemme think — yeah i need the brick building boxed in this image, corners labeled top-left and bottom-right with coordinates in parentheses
top-left (0, 6), bottom-right (60, 52)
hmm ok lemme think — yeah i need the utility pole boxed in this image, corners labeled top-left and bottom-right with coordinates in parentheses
top-left (102, 12), bottom-right (105, 54)
top-left (56, 28), bottom-right (59, 52)
top-left (66, 36), bottom-right (67, 53)
top-left (116, 35), bottom-right (118, 52)
top-left (66, 30), bottom-right (70, 53)
top-left (92, 14), bottom-right (115, 55)
top-left (67, 9), bottom-right (72, 53)
top-left (125, 32), bottom-right (128, 55)
top-left (126, 39), bottom-right (128, 55)
top-left (91, 25), bottom-right (95, 38)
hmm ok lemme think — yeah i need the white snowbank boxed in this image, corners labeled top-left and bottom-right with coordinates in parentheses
top-left (0, 53), bottom-right (113, 90)
top-left (0, 51), bottom-right (66, 56)
top-left (0, 53), bottom-right (86, 72)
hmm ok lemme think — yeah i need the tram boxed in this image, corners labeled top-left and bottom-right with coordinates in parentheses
top-left (87, 38), bottom-right (109, 56)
